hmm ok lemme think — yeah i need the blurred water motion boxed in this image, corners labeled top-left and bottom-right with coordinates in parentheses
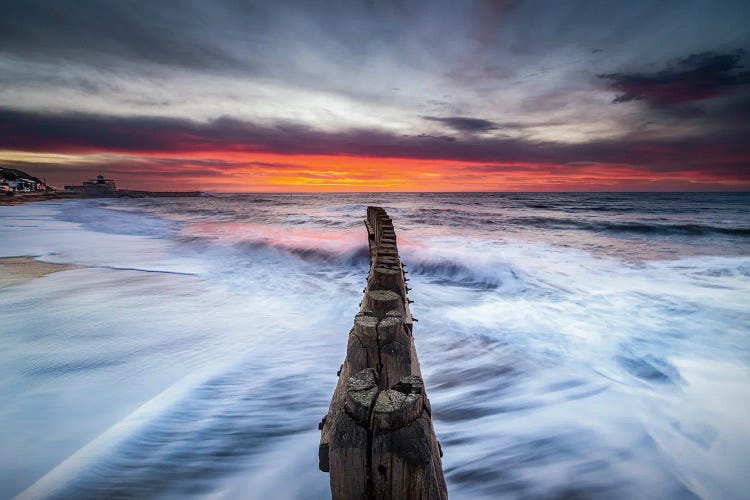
top-left (1, 192), bottom-right (749, 499)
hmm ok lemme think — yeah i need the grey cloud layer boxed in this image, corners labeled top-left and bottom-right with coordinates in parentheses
top-left (2, 107), bottom-right (747, 178)
top-left (600, 50), bottom-right (750, 105)
top-left (1, 0), bottom-right (750, 166)
top-left (422, 116), bottom-right (499, 133)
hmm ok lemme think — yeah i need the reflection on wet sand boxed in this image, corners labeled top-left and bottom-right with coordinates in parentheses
top-left (0, 257), bottom-right (79, 287)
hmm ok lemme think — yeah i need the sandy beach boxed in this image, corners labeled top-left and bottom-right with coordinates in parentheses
top-left (0, 257), bottom-right (79, 287)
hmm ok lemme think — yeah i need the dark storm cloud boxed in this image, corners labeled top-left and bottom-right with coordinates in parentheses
top-left (599, 50), bottom-right (750, 105)
top-left (422, 116), bottom-right (499, 133)
top-left (3, 0), bottom-right (750, 130)
top-left (0, 1), bottom-right (285, 72)
top-left (2, 107), bottom-right (748, 178)
top-left (0, 0), bottom-right (517, 114)
top-left (0, 0), bottom-right (461, 77)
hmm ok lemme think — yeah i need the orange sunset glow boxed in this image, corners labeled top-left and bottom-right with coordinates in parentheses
top-left (3, 147), bottom-right (748, 192)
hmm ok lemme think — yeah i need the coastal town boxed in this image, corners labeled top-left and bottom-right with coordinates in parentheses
top-left (1, 167), bottom-right (202, 205)
top-left (0, 167), bottom-right (48, 193)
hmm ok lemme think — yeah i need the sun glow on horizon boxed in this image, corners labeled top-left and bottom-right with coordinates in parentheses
top-left (3, 149), bottom-right (747, 193)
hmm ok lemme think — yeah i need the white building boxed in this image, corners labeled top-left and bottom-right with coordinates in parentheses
top-left (6, 178), bottom-right (38, 192)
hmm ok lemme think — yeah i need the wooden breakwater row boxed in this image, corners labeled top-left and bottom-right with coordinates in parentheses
top-left (318, 206), bottom-right (447, 499)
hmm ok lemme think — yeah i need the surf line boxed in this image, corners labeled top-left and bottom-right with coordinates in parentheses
top-left (318, 206), bottom-right (447, 499)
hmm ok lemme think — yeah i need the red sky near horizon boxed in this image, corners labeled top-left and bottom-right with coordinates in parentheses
top-left (5, 148), bottom-right (748, 193)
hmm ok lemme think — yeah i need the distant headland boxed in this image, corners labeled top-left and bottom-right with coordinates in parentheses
top-left (1, 168), bottom-right (202, 205)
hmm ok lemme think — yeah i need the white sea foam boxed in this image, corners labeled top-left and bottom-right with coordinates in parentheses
top-left (1, 194), bottom-right (748, 499)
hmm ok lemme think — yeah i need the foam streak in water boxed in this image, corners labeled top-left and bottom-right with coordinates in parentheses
top-left (1, 193), bottom-right (748, 499)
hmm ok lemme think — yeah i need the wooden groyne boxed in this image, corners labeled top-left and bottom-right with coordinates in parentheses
top-left (319, 207), bottom-right (447, 499)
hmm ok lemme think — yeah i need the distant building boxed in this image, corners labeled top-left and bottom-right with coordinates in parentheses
top-left (8, 178), bottom-right (38, 192)
top-left (65, 175), bottom-right (117, 196)
top-left (0, 167), bottom-right (47, 192)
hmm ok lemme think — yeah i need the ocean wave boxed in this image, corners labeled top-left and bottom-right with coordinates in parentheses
top-left (56, 201), bottom-right (182, 238)
top-left (284, 215), bottom-right (352, 227)
top-left (502, 216), bottom-right (750, 236)
top-left (323, 203), bottom-right (370, 213)
top-left (405, 211), bottom-right (749, 237)
top-left (178, 230), bottom-right (517, 289)
top-left (406, 259), bottom-right (506, 289)
top-left (179, 234), bottom-right (371, 269)
top-left (283, 244), bottom-right (370, 267)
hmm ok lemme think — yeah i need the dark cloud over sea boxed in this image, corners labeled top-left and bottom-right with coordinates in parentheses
top-left (600, 50), bottom-right (750, 105)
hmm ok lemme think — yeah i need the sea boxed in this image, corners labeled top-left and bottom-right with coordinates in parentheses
top-left (1, 192), bottom-right (748, 499)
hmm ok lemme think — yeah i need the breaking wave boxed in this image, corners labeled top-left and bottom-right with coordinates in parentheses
top-left (502, 216), bottom-right (750, 236)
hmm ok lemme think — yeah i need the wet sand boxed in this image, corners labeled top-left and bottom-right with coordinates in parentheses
top-left (0, 193), bottom-right (80, 206)
top-left (0, 257), bottom-right (80, 287)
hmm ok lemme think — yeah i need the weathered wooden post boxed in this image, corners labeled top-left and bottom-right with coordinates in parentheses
top-left (319, 207), bottom-right (447, 499)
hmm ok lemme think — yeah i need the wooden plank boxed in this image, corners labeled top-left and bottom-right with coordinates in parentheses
top-left (319, 207), bottom-right (447, 499)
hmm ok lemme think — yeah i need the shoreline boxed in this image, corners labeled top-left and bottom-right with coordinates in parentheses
top-left (0, 257), bottom-right (80, 287)
top-left (0, 191), bottom-right (204, 206)
top-left (0, 192), bottom-right (82, 206)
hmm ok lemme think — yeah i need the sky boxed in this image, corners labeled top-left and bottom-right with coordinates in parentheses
top-left (1, 0), bottom-right (749, 192)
